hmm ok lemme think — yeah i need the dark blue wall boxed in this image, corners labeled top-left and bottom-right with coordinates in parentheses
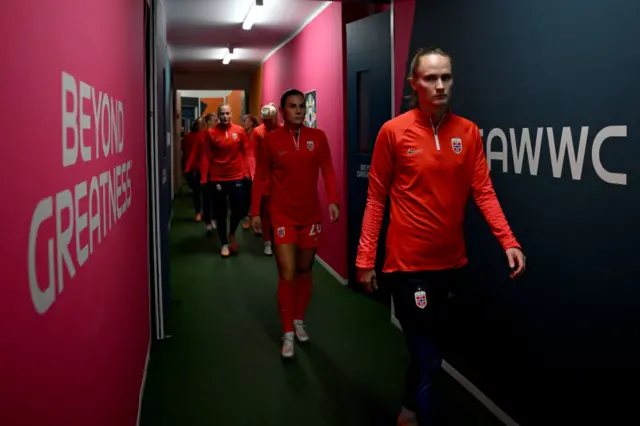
top-left (402, 0), bottom-right (640, 423)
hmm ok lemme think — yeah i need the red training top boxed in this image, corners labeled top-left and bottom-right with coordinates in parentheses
top-left (197, 123), bottom-right (249, 183)
top-left (249, 123), bottom-right (280, 189)
top-left (356, 108), bottom-right (520, 273)
top-left (183, 130), bottom-right (205, 172)
top-left (251, 125), bottom-right (339, 227)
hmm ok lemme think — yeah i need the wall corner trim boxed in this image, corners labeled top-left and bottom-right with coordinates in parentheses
top-left (390, 317), bottom-right (521, 426)
top-left (136, 341), bottom-right (151, 426)
top-left (262, 2), bottom-right (333, 64)
top-left (315, 255), bottom-right (348, 286)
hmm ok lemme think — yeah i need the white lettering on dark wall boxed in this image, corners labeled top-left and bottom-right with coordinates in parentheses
top-left (357, 164), bottom-right (370, 179)
top-left (480, 125), bottom-right (628, 186)
top-left (28, 71), bottom-right (135, 315)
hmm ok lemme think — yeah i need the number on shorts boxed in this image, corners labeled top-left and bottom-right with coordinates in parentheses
top-left (309, 223), bottom-right (322, 236)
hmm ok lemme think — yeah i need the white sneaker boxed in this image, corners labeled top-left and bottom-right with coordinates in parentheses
top-left (263, 241), bottom-right (273, 256)
top-left (281, 332), bottom-right (295, 358)
top-left (293, 320), bottom-right (309, 342)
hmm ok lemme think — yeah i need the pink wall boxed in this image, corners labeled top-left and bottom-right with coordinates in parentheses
top-left (393, 0), bottom-right (417, 115)
top-left (0, 0), bottom-right (149, 425)
top-left (261, 4), bottom-right (348, 279)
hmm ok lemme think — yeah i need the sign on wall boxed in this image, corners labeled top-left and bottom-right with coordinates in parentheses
top-left (0, 0), bottom-right (149, 424)
top-left (304, 89), bottom-right (317, 128)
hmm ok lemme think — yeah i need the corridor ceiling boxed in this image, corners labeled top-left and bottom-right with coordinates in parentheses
top-left (165, 0), bottom-right (332, 73)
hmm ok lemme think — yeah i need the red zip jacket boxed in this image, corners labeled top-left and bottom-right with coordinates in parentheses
top-left (184, 130), bottom-right (206, 172)
top-left (250, 123), bottom-right (280, 191)
top-left (356, 109), bottom-right (520, 272)
top-left (199, 123), bottom-right (249, 183)
top-left (251, 125), bottom-right (339, 226)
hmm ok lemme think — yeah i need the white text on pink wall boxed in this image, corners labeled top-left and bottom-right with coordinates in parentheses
top-left (28, 71), bottom-right (136, 314)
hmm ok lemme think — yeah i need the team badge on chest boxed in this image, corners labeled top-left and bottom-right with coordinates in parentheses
top-left (414, 290), bottom-right (427, 309)
top-left (306, 140), bottom-right (314, 151)
top-left (451, 138), bottom-right (462, 154)
top-left (232, 133), bottom-right (238, 140)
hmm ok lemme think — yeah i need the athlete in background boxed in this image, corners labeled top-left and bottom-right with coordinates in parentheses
top-left (356, 47), bottom-right (526, 426)
top-left (182, 118), bottom-right (205, 221)
top-left (251, 89), bottom-right (339, 358)
top-left (249, 103), bottom-right (280, 255)
top-left (241, 114), bottom-right (260, 229)
top-left (187, 113), bottom-right (219, 233)
top-left (200, 104), bottom-right (250, 257)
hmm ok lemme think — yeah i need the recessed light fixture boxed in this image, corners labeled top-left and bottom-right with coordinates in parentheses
top-left (222, 47), bottom-right (234, 65)
top-left (242, 0), bottom-right (264, 31)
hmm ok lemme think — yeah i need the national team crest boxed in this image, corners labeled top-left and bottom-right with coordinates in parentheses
top-left (232, 133), bottom-right (238, 140)
top-left (306, 140), bottom-right (314, 151)
top-left (277, 227), bottom-right (285, 238)
top-left (451, 138), bottom-right (462, 154)
top-left (414, 290), bottom-right (427, 309)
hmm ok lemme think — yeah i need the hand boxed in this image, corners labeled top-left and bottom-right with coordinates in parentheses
top-left (506, 247), bottom-right (526, 278)
top-left (250, 216), bottom-right (262, 234)
top-left (357, 267), bottom-right (377, 293)
top-left (329, 203), bottom-right (340, 222)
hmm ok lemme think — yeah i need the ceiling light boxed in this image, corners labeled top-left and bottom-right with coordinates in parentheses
top-left (242, 0), bottom-right (263, 31)
top-left (222, 47), bottom-right (233, 65)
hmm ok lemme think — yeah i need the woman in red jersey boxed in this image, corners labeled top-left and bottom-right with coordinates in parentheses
top-left (182, 118), bottom-right (205, 221)
top-left (186, 113), bottom-right (219, 234)
top-left (251, 89), bottom-right (340, 358)
top-left (241, 114), bottom-right (260, 229)
top-left (249, 103), bottom-right (280, 255)
top-left (356, 47), bottom-right (526, 426)
top-left (198, 104), bottom-right (250, 257)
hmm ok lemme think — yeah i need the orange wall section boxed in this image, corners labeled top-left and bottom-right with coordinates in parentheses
top-left (250, 65), bottom-right (263, 117)
top-left (200, 97), bottom-right (225, 117)
top-left (226, 90), bottom-right (244, 125)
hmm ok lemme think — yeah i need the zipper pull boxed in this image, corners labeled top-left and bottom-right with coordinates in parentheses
top-left (430, 118), bottom-right (441, 151)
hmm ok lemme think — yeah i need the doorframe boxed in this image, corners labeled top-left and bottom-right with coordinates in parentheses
top-left (145, 0), bottom-right (166, 341)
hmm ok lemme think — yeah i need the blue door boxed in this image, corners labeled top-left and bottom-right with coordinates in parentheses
top-left (346, 10), bottom-right (392, 304)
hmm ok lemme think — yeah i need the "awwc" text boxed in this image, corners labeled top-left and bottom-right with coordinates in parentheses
top-left (480, 125), bottom-right (627, 186)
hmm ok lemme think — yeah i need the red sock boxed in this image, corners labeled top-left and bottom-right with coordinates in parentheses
top-left (294, 273), bottom-right (313, 321)
top-left (278, 278), bottom-right (295, 333)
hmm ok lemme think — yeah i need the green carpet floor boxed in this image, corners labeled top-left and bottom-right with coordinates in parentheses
top-left (140, 197), bottom-right (504, 426)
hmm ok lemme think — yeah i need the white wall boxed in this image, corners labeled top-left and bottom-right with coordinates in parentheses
top-left (173, 70), bottom-right (252, 91)
top-left (178, 90), bottom-right (232, 98)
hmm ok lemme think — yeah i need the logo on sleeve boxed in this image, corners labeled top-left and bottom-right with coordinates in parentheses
top-left (306, 140), bottom-right (314, 151)
top-left (407, 148), bottom-right (423, 155)
top-left (451, 138), bottom-right (462, 154)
